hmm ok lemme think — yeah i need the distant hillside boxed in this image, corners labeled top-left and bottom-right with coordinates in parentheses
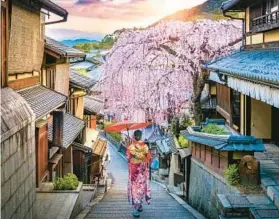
top-left (157, 0), bottom-right (241, 23)
top-left (61, 39), bottom-right (99, 47)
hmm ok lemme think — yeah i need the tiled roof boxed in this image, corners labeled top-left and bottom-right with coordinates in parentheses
top-left (48, 113), bottom-right (85, 149)
top-left (45, 37), bottom-right (85, 58)
top-left (84, 96), bottom-right (104, 115)
top-left (143, 125), bottom-right (164, 144)
top-left (18, 85), bottom-right (67, 120)
top-left (181, 128), bottom-right (265, 152)
top-left (221, 0), bottom-right (242, 12)
top-left (72, 142), bottom-right (92, 153)
top-left (92, 137), bottom-right (108, 156)
top-left (206, 49), bottom-right (279, 86)
top-left (168, 135), bottom-right (179, 153)
top-left (1, 88), bottom-right (35, 141)
top-left (155, 137), bottom-right (174, 156)
top-left (70, 70), bottom-right (96, 90)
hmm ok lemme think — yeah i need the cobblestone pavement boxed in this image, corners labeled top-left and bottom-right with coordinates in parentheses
top-left (85, 143), bottom-right (197, 219)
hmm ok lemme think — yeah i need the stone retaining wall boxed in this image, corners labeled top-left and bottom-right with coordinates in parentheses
top-left (188, 158), bottom-right (239, 219)
top-left (1, 88), bottom-right (36, 219)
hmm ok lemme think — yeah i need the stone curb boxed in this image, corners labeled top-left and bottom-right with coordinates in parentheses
top-left (168, 193), bottom-right (206, 219)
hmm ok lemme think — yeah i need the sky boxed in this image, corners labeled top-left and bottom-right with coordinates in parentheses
top-left (46, 0), bottom-right (206, 40)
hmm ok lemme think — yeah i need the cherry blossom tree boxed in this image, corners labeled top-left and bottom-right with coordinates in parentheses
top-left (101, 19), bottom-right (242, 124)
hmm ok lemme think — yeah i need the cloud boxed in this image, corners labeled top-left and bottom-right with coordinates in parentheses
top-left (57, 0), bottom-right (160, 21)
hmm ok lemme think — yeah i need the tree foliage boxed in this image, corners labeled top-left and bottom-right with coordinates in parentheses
top-left (74, 35), bottom-right (115, 53)
top-left (100, 20), bottom-right (241, 123)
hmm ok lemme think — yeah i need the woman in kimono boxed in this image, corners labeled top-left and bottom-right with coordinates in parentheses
top-left (126, 130), bottom-right (151, 217)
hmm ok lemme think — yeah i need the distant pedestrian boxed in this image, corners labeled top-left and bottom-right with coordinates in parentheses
top-left (126, 130), bottom-right (151, 217)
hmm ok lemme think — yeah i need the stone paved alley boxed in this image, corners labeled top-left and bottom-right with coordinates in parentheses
top-left (85, 143), bottom-right (202, 219)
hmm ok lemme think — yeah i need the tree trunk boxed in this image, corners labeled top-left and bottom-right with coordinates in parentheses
top-left (192, 74), bottom-right (206, 125)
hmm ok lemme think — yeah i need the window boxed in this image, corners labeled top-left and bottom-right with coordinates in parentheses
top-left (1, 0), bottom-right (9, 88)
top-left (231, 90), bottom-right (241, 132)
top-left (46, 67), bottom-right (56, 89)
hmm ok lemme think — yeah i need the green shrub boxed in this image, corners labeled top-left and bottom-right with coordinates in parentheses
top-left (224, 164), bottom-right (240, 186)
top-left (178, 135), bottom-right (188, 148)
top-left (108, 132), bottom-right (122, 143)
top-left (104, 121), bottom-right (122, 143)
top-left (201, 124), bottom-right (226, 135)
top-left (53, 173), bottom-right (79, 190)
top-left (98, 123), bottom-right (104, 130)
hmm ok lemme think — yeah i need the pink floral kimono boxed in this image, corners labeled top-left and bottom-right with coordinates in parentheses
top-left (126, 141), bottom-right (151, 210)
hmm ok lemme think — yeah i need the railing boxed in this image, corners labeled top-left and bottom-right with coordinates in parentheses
top-left (251, 10), bottom-right (279, 32)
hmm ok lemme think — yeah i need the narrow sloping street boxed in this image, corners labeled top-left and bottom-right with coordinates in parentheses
top-left (85, 143), bottom-right (199, 219)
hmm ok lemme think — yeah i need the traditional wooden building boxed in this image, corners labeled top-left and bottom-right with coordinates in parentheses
top-left (84, 96), bottom-right (105, 130)
top-left (1, 0), bottom-right (69, 217)
top-left (73, 96), bottom-right (105, 184)
top-left (91, 137), bottom-right (108, 184)
top-left (204, 0), bottom-right (279, 145)
top-left (43, 37), bottom-right (86, 96)
top-left (155, 136), bottom-right (173, 175)
top-left (68, 69), bottom-right (96, 119)
top-left (18, 86), bottom-right (67, 185)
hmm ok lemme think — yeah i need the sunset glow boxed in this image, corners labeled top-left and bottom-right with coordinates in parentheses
top-left (47, 0), bottom-right (206, 39)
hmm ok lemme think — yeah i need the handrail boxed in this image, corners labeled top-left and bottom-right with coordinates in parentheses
top-left (252, 9), bottom-right (279, 21)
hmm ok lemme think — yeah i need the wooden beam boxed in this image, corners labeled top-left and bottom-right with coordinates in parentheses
top-left (8, 76), bottom-right (40, 90)
top-left (45, 48), bottom-right (61, 59)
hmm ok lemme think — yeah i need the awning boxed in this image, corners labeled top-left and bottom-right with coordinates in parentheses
top-left (92, 137), bottom-right (108, 157)
top-left (48, 113), bottom-right (85, 149)
top-left (49, 154), bottom-right (63, 165)
top-left (18, 85), bottom-right (67, 120)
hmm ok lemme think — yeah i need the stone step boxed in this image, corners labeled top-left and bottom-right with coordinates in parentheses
top-left (217, 194), bottom-right (276, 218)
top-left (249, 208), bottom-right (279, 219)
top-left (219, 216), bottom-right (249, 219)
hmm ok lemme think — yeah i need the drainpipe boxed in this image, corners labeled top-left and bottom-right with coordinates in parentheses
top-left (53, 110), bottom-right (64, 148)
top-left (223, 10), bottom-right (245, 48)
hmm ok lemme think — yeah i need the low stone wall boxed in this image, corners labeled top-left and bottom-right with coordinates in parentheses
top-left (188, 158), bottom-right (239, 219)
top-left (35, 182), bottom-right (83, 219)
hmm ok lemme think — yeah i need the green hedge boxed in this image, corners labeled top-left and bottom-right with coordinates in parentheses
top-left (201, 124), bottom-right (226, 135)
